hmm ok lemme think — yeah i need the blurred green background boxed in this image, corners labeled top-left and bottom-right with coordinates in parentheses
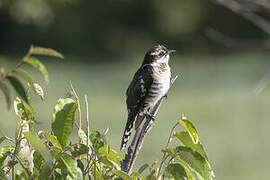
top-left (1, 0), bottom-right (270, 179)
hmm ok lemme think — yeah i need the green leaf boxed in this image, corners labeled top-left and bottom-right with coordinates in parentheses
top-left (71, 144), bottom-right (88, 157)
top-left (0, 136), bottom-right (6, 145)
top-left (78, 129), bottom-right (87, 145)
top-left (14, 97), bottom-right (32, 121)
top-left (112, 169), bottom-right (132, 180)
top-left (90, 130), bottom-right (104, 150)
top-left (0, 80), bottom-right (11, 109)
top-left (60, 153), bottom-right (83, 180)
top-left (38, 161), bottom-right (53, 180)
top-left (165, 163), bottom-right (188, 180)
top-left (0, 146), bottom-right (14, 166)
top-left (23, 57), bottom-right (49, 83)
top-left (179, 117), bottom-right (198, 144)
top-left (52, 98), bottom-right (78, 147)
top-left (14, 69), bottom-right (34, 89)
top-left (6, 76), bottom-right (29, 104)
top-left (175, 131), bottom-right (207, 160)
top-left (30, 46), bottom-right (64, 59)
top-left (33, 151), bottom-right (43, 170)
top-left (131, 172), bottom-right (144, 180)
top-left (174, 146), bottom-right (213, 180)
top-left (0, 168), bottom-right (8, 180)
top-left (24, 132), bottom-right (52, 163)
top-left (38, 131), bottom-right (62, 150)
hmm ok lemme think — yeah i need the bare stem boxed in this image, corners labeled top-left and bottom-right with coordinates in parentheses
top-left (84, 94), bottom-right (92, 180)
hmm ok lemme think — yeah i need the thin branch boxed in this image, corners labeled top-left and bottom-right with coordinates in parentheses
top-left (84, 94), bottom-right (92, 180)
top-left (205, 27), bottom-right (270, 49)
top-left (216, 0), bottom-right (270, 35)
top-left (70, 81), bottom-right (82, 129)
top-left (120, 75), bottom-right (178, 176)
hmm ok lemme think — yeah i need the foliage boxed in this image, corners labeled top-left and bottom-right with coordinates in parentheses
top-left (0, 46), bottom-right (214, 179)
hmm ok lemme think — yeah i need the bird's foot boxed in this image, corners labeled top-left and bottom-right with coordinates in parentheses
top-left (146, 113), bottom-right (155, 121)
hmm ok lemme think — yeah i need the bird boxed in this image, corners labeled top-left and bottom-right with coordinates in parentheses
top-left (120, 45), bottom-right (176, 150)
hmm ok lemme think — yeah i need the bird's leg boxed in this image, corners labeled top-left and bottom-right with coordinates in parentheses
top-left (145, 112), bottom-right (155, 121)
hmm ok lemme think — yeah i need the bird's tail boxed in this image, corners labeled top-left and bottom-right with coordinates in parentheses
top-left (120, 115), bottom-right (135, 150)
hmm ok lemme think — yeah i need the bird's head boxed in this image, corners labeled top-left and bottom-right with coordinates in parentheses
top-left (142, 45), bottom-right (176, 65)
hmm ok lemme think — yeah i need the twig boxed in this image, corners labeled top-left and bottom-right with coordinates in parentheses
top-left (84, 94), bottom-right (92, 180)
top-left (70, 81), bottom-right (82, 129)
top-left (120, 75), bottom-right (178, 176)
top-left (156, 122), bottom-right (179, 178)
top-left (216, 0), bottom-right (270, 35)
top-left (205, 27), bottom-right (270, 49)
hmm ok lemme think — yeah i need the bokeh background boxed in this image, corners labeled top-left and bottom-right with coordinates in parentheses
top-left (1, 0), bottom-right (270, 179)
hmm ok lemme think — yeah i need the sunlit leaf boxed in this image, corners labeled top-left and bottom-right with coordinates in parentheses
top-left (52, 98), bottom-right (78, 147)
top-left (179, 117), bottom-right (198, 144)
top-left (0, 80), bottom-right (11, 109)
top-left (112, 169), bottom-right (132, 180)
top-left (23, 57), bottom-right (49, 83)
top-left (165, 163), bottom-right (188, 180)
top-left (174, 146), bottom-right (213, 180)
top-left (38, 131), bottom-right (62, 150)
top-left (0, 146), bottom-right (14, 166)
top-left (6, 76), bottom-right (29, 104)
top-left (131, 172), bottom-right (144, 180)
top-left (14, 97), bottom-right (32, 121)
top-left (175, 131), bottom-right (207, 160)
top-left (78, 129), bottom-right (87, 145)
top-left (30, 46), bottom-right (64, 59)
top-left (24, 132), bottom-right (52, 163)
top-left (90, 130), bottom-right (104, 150)
top-left (60, 153), bottom-right (83, 180)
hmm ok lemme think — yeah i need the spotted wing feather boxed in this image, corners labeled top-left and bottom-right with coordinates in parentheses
top-left (120, 64), bottom-right (153, 150)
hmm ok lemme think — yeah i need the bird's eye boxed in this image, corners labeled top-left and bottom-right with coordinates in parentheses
top-left (159, 51), bottom-right (165, 56)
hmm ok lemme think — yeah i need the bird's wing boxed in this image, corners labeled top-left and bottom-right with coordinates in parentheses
top-left (126, 64), bottom-right (154, 110)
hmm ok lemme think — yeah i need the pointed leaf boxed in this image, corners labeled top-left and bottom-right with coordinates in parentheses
top-left (38, 131), bottom-right (62, 150)
top-left (60, 153), bottom-right (83, 180)
top-left (14, 69), bottom-right (34, 88)
top-left (78, 129), bottom-right (87, 145)
top-left (23, 57), bottom-right (49, 83)
top-left (52, 98), bottom-right (78, 147)
top-left (175, 146), bottom-right (213, 180)
top-left (90, 130), bottom-right (104, 150)
top-left (112, 169), bottom-right (132, 180)
top-left (14, 97), bottom-right (32, 121)
top-left (179, 117), bottom-right (198, 144)
top-left (165, 163), bottom-right (189, 180)
top-left (24, 132), bottom-right (52, 163)
top-left (175, 131), bottom-right (207, 160)
top-left (30, 46), bottom-right (64, 59)
top-left (0, 146), bottom-right (14, 166)
top-left (6, 76), bottom-right (29, 104)
top-left (0, 81), bottom-right (11, 109)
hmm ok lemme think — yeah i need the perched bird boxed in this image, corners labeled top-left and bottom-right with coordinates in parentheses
top-left (120, 45), bottom-right (176, 150)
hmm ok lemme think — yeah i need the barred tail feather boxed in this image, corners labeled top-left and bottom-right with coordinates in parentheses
top-left (120, 118), bottom-right (134, 150)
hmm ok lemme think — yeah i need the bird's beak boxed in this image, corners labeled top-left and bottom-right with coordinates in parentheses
top-left (168, 49), bottom-right (176, 54)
